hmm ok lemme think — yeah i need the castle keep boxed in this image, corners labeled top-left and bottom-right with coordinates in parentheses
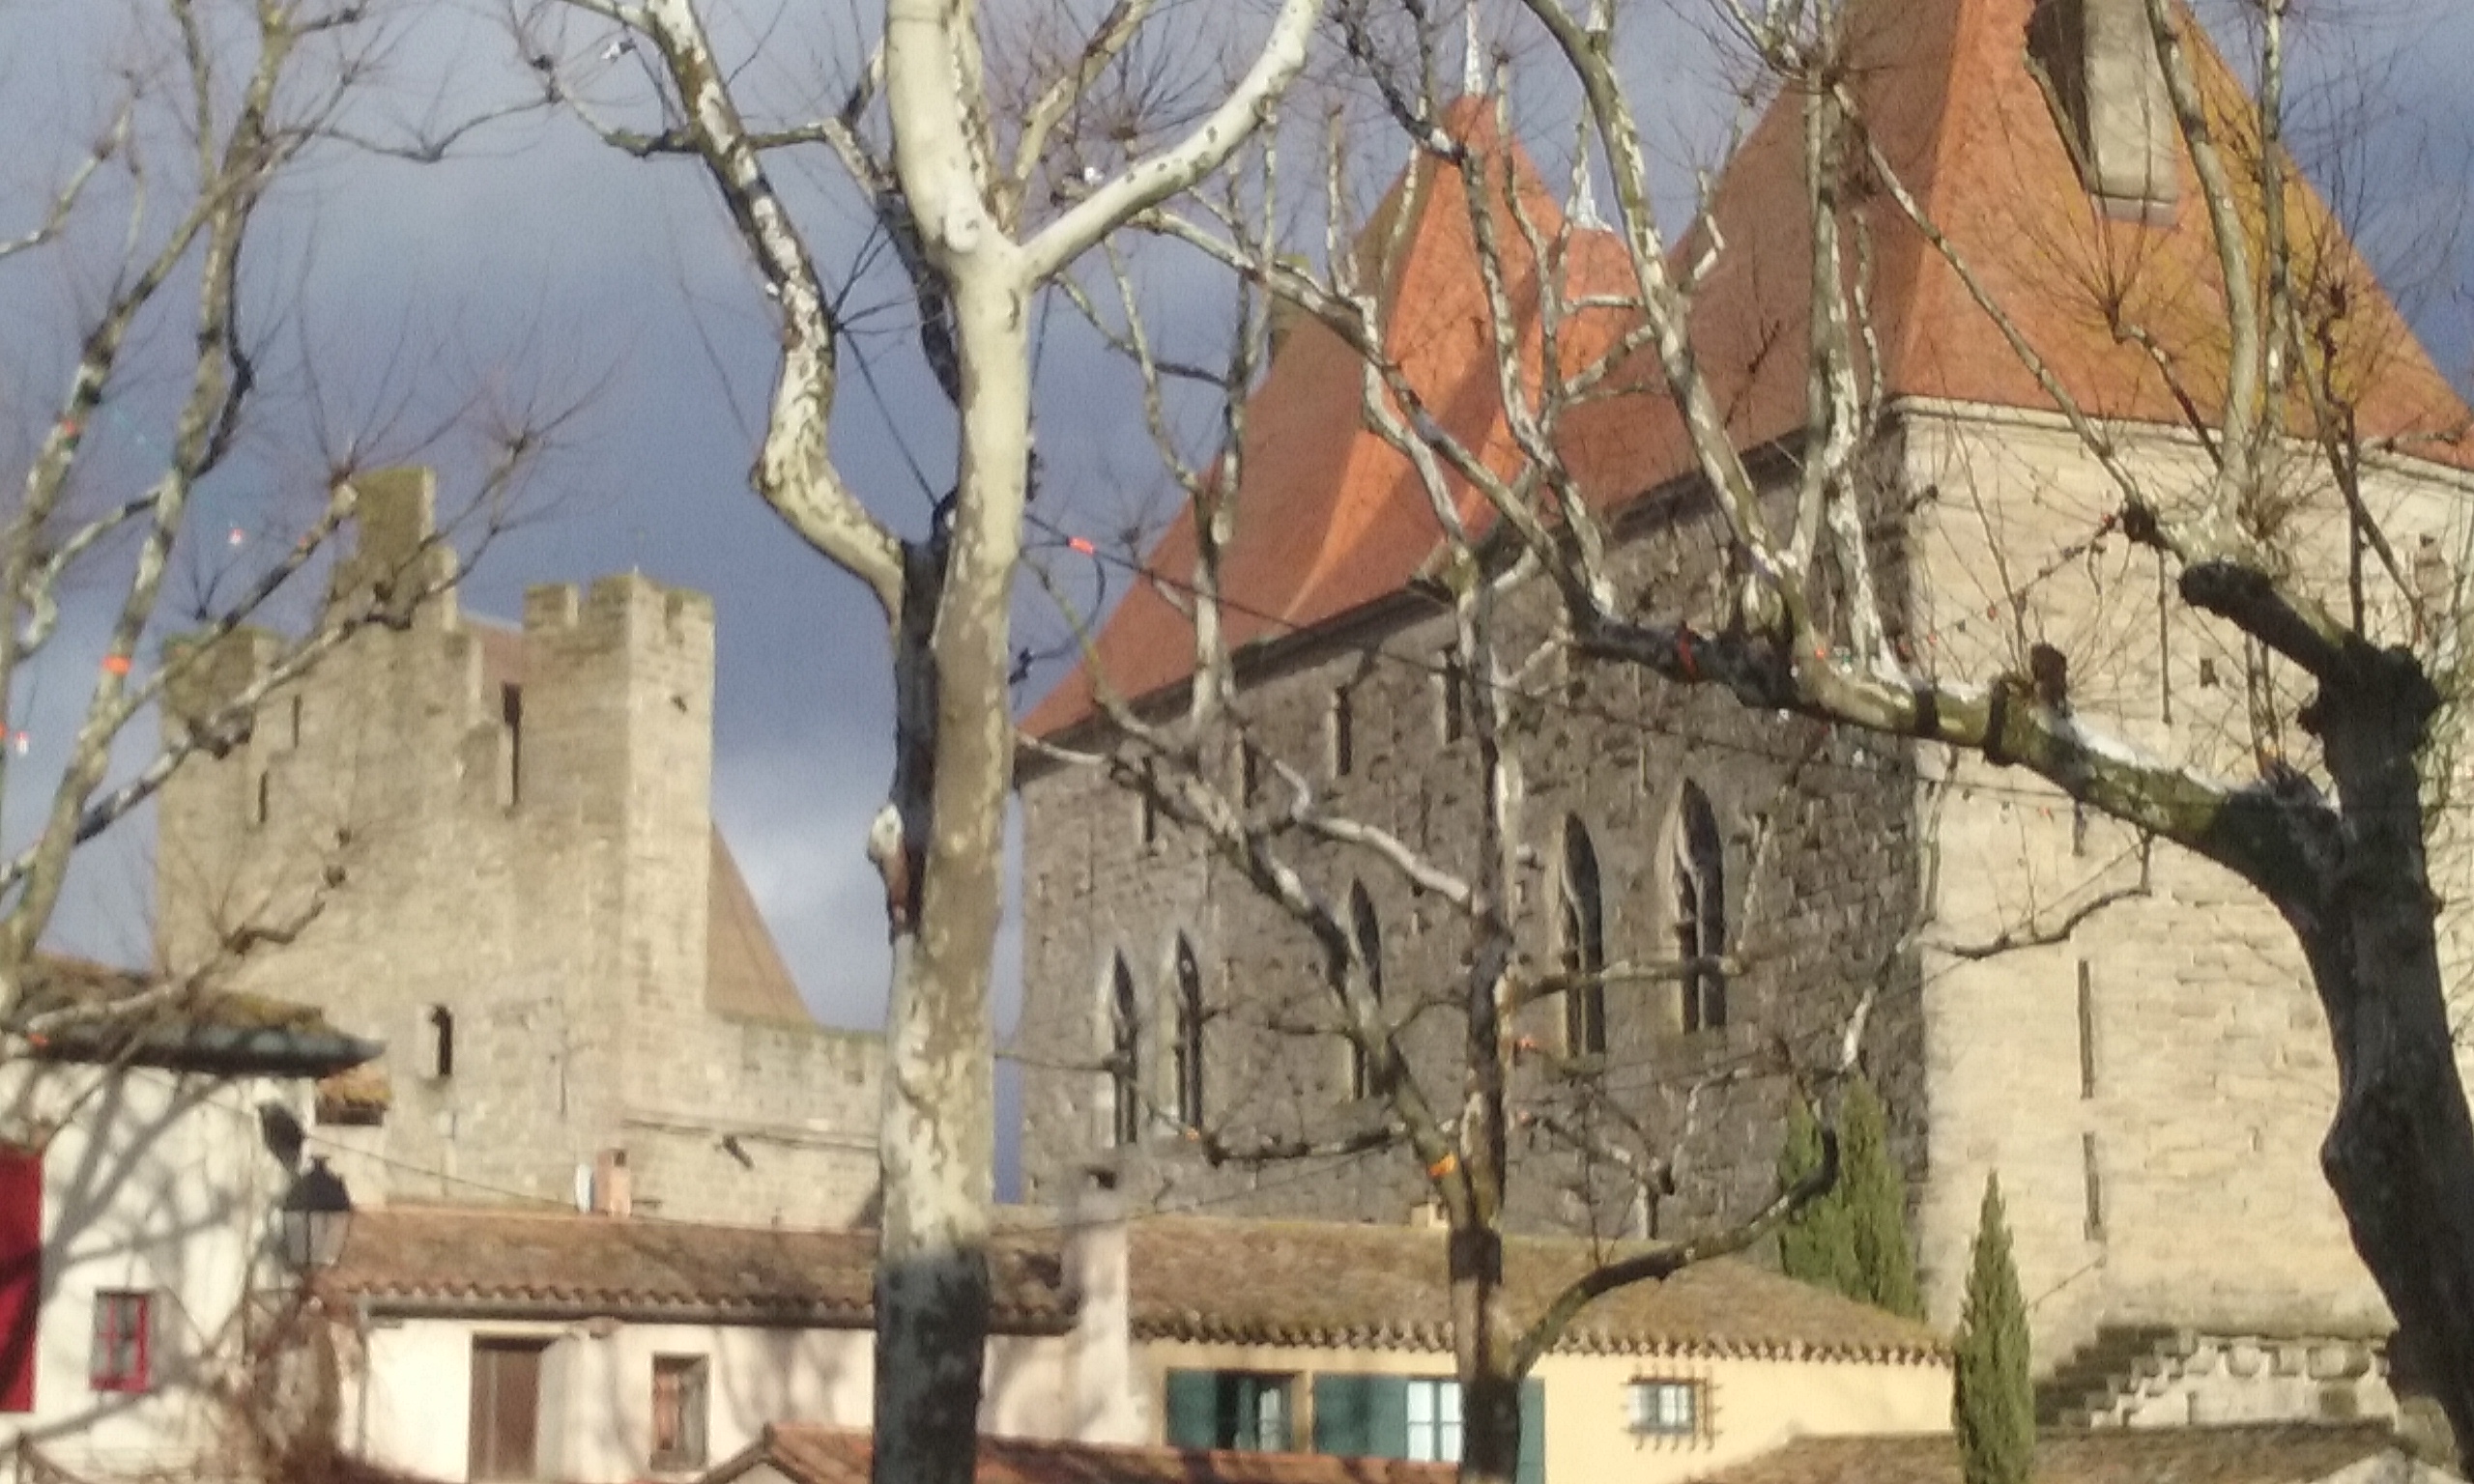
top-left (1014, 0), bottom-right (2474, 1424)
top-left (157, 470), bottom-right (881, 1227)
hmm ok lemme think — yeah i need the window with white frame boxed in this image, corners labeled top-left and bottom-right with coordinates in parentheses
top-left (1405, 1378), bottom-right (1462, 1464)
top-left (90, 1291), bottom-right (151, 1393)
top-left (1627, 1378), bottom-right (1701, 1438)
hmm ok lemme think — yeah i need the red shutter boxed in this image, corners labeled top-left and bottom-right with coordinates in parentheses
top-left (0, 1147), bottom-right (43, 1413)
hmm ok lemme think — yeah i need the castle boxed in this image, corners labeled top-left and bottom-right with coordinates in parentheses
top-left (156, 469), bottom-right (882, 1228)
top-left (1013, 0), bottom-right (2474, 1423)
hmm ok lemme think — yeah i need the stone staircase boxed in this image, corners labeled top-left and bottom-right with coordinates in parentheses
top-left (2035, 1326), bottom-right (2185, 1428)
top-left (2035, 1327), bottom-right (2392, 1430)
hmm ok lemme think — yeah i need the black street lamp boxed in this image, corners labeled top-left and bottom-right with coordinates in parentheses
top-left (280, 1157), bottom-right (354, 1272)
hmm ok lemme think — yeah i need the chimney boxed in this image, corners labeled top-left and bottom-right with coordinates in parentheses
top-left (2030, 0), bottom-right (2179, 221)
top-left (590, 1148), bottom-right (632, 1218)
top-left (1062, 1175), bottom-right (1137, 1444)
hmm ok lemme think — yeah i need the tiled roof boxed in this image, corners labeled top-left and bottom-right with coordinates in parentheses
top-left (1022, 97), bottom-right (1599, 739)
top-left (1025, 0), bottom-right (2474, 738)
top-left (1124, 1214), bottom-right (1945, 1362)
top-left (1690, 1424), bottom-right (2427, 1484)
top-left (705, 1425), bottom-right (1456, 1484)
top-left (329, 1206), bottom-right (1073, 1331)
top-left (13, 955), bottom-right (379, 1079)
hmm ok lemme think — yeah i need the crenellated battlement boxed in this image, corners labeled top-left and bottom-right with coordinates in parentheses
top-left (154, 467), bottom-right (879, 1227)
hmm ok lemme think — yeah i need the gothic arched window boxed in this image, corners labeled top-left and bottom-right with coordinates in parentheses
top-left (1561, 818), bottom-right (1607, 1055)
top-left (1673, 784), bottom-right (1728, 1031)
top-left (1109, 955), bottom-right (1141, 1146)
top-left (1346, 882), bottom-right (1384, 1099)
top-left (1172, 936), bottom-right (1205, 1130)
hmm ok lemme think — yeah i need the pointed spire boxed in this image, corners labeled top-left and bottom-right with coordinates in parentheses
top-left (1462, 3), bottom-right (1487, 98)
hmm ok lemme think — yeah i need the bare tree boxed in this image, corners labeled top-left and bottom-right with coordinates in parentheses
top-left (1025, 0), bottom-right (2474, 1470)
top-left (517, 2), bottom-right (1317, 1477)
top-left (0, 1), bottom-right (558, 1070)
top-left (1021, 57), bottom-right (1983, 1484)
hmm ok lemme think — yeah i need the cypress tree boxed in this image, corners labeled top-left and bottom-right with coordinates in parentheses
top-left (1841, 1077), bottom-right (1924, 1320)
top-left (1777, 1077), bottom-right (1919, 1318)
top-left (1953, 1174), bottom-right (2034, 1484)
top-left (1776, 1093), bottom-right (1856, 1296)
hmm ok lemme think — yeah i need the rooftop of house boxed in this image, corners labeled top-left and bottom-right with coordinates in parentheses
top-left (1120, 1213), bottom-right (1946, 1363)
top-left (1687, 1423), bottom-right (2445, 1484)
top-left (329, 1204), bottom-right (1942, 1362)
top-left (12, 955), bottom-right (380, 1079)
top-left (328, 1205), bottom-right (1075, 1331)
top-left (1024, 0), bottom-right (2474, 740)
top-left (703, 1424), bottom-right (1457, 1484)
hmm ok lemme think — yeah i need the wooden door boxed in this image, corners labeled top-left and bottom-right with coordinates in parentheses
top-left (468, 1339), bottom-right (544, 1480)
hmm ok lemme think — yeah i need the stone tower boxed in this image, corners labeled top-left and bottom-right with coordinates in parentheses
top-left (1013, 0), bottom-right (2474, 1427)
top-left (157, 470), bottom-right (881, 1227)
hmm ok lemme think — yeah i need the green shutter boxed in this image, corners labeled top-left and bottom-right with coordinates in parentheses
top-left (1369, 1377), bottom-right (1411, 1459)
top-left (1312, 1375), bottom-right (1372, 1456)
top-left (1165, 1370), bottom-right (1219, 1448)
top-left (1516, 1378), bottom-right (1545, 1484)
top-left (1312, 1375), bottom-right (1413, 1459)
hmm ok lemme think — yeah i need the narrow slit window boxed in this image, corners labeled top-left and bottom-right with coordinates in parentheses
top-left (1331, 689), bottom-right (1355, 778)
top-left (1173, 936), bottom-right (1205, 1130)
top-left (1109, 956), bottom-right (1140, 1147)
top-left (501, 683), bottom-right (524, 806)
top-left (2083, 1131), bottom-right (2105, 1241)
top-left (1439, 657), bottom-right (1466, 743)
top-left (1346, 883), bottom-right (1383, 1099)
top-left (426, 1005), bottom-right (455, 1079)
top-left (2077, 959), bottom-right (2096, 1099)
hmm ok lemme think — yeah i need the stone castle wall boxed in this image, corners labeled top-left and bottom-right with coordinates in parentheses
top-left (1017, 480), bottom-right (1930, 1244)
top-left (1897, 412), bottom-right (2472, 1364)
top-left (1020, 404), bottom-right (2474, 1377)
top-left (156, 470), bottom-right (878, 1227)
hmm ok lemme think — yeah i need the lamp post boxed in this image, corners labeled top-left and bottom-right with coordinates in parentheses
top-left (280, 1157), bottom-right (353, 1273)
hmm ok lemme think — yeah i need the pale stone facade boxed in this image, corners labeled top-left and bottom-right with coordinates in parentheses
top-left (155, 471), bottom-right (882, 1228)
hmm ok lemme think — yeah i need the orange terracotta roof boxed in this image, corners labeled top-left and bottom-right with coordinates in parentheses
top-left (329, 1205), bottom-right (1073, 1332)
top-left (705, 1425), bottom-right (1457, 1484)
top-left (1124, 1214), bottom-right (1946, 1362)
top-left (1027, 0), bottom-right (2474, 738)
top-left (1024, 97), bottom-right (1618, 737)
top-left (1689, 1423), bottom-right (2416, 1484)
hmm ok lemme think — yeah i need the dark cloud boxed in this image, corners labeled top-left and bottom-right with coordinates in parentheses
top-left (6, 0), bottom-right (2470, 1209)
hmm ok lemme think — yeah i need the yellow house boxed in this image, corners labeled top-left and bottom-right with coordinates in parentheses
top-left (1113, 1214), bottom-right (1952, 1484)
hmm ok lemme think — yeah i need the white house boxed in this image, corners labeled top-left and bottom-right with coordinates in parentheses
top-left (321, 1204), bottom-right (1122, 1483)
top-left (0, 958), bottom-right (381, 1482)
top-left (320, 1202), bottom-right (1954, 1484)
